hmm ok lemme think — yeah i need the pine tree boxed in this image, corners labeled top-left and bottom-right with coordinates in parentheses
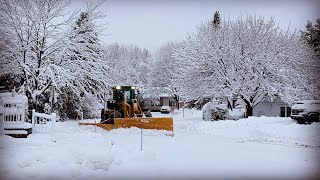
top-left (70, 11), bottom-right (102, 61)
top-left (301, 18), bottom-right (320, 57)
top-left (57, 4), bottom-right (110, 119)
top-left (212, 11), bottom-right (221, 28)
top-left (300, 18), bottom-right (320, 98)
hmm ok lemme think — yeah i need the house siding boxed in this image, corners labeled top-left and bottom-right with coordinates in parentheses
top-left (160, 97), bottom-right (169, 106)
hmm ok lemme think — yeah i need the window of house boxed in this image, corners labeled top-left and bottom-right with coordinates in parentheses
top-left (286, 107), bottom-right (291, 117)
top-left (280, 106), bottom-right (291, 117)
top-left (280, 107), bottom-right (285, 117)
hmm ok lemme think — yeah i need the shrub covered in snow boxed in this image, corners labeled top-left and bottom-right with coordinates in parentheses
top-left (57, 87), bottom-right (82, 120)
top-left (82, 94), bottom-right (103, 119)
top-left (228, 106), bottom-right (246, 120)
top-left (185, 97), bottom-right (212, 110)
top-left (202, 102), bottom-right (229, 121)
top-left (44, 103), bottom-right (51, 114)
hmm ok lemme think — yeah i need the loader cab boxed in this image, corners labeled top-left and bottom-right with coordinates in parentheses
top-left (112, 86), bottom-right (136, 104)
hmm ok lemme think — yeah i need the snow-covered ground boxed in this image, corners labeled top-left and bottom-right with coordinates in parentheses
top-left (1, 109), bottom-right (319, 179)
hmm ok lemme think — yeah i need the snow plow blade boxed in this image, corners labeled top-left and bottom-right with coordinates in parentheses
top-left (80, 117), bottom-right (173, 131)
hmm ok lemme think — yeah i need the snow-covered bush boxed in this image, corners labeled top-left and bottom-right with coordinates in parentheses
top-left (202, 102), bottom-right (229, 121)
top-left (44, 103), bottom-right (51, 114)
top-left (82, 94), bottom-right (103, 119)
top-left (228, 106), bottom-right (246, 120)
top-left (185, 97), bottom-right (212, 110)
top-left (57, 87), bottom-right (82, 120)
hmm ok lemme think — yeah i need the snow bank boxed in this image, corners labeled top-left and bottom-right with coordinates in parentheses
top-left (1, 109), bottom-right (319, 179)
top-left (3, 123), bottom-right (31, 130)
top-left (0, 122), bottom-right (114, 179)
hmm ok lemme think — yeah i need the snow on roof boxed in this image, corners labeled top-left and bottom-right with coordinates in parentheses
top-left (0, 92), bottom-right (28, 105)
top-left (294, 100), bottom-right (320, 104)
top-left (159, 94), bottom-right (169, 97)
top-left (292, 100), bottom-right (320, 109)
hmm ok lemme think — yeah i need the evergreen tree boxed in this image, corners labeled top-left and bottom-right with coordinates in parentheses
top-left (69, 11), bottom-right (103, 61)
top-left (301, 18), bottom-right (320, 57)
top-left (212, 11), bottom-right (221, 28)
top-left (300, 18), bottom-right (320, 98)
top-left (58, 3), bottom-right (110, 119)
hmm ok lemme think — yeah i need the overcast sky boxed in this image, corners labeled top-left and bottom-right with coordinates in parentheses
top-left (72, 0), bottom-right (320, 52)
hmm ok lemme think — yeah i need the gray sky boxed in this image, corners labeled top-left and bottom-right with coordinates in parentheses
top-left (72, 0), bottom-right (320, 52)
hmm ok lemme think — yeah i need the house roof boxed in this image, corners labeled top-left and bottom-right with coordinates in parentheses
top-left (0, 92), bottom-right (28, 105)
top-left (159, 94), bottom-right (169, 97)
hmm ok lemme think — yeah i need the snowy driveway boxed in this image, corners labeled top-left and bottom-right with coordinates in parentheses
top-left (1, 109), bottom-right (319, 179)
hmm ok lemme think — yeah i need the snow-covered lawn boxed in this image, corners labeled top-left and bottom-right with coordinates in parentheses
top-left (1, 109), bottom-right (319, 179)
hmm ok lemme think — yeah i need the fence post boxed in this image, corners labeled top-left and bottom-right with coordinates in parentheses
top-left (140, 128), bottom-right (143, 151)
top-left (32, 109), bottom-right (35, 128)
top-left (21, 105), bottom-right (25, 123)
top-left (183, 107), bottom-right (184, 119)
top-left (51, 113), bottom-right (56, 136)
top-left (0, 107), bottom-right (4, 136)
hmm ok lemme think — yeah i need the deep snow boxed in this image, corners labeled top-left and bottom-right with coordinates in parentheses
top-left (0, 109), bottom-right (319, 179)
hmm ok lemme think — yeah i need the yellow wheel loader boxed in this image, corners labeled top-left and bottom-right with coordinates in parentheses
top-left (80, 86), bottom-right (173, 131)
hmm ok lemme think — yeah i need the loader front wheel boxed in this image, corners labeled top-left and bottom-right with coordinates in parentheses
top-left (144, 111), bottom-right (152, 117)
top-left (101, 109), bottom-right (105, 120)
top-left (114, 111), bottom-right (123, 118)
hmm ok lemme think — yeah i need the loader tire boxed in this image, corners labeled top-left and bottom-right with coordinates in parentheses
top-left (101, 109), bottom-right (105, 120)
top-left (114, 111), bottom-right (123, 118)
top-left (144, 111), bottom-right (152, 117)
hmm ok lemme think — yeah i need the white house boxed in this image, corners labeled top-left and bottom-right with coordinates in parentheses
top-left (253, 98), bottom-right (291, 117)
top-left (159, 94), bottom-right (170, 106)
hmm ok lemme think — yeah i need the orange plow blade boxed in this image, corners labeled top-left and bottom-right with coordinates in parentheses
top-left (79, 117), bottom-right (173, 131)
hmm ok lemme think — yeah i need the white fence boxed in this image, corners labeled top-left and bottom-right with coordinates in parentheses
top-left (0, 92), bottom-right (28, 125)
top-left (31, 109), bottom-right (56, 136)
top-left (1, 103), bottom-right (26, 124)
top-left (0, 91), bottom-right (56, 136)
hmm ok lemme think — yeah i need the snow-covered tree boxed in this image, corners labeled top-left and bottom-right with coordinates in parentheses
top-left (58, 2), bottom-right (112, 119)
top-left (301, 18), bottom-right (320, 57)
top-left (145, 42), bottom-right (180, 97)
top-left (104, 43), bottom-right (151, 87)
top-left (0, 0), bottom-right (112, 118)
top-left (173, 16), bottom-right (316, 116)
top-left (300, 18), bottom-right (320, 98)
top-left (212, 11), bottom-right (221, 28)
top-left (0, 0), bottom-right (78, 111)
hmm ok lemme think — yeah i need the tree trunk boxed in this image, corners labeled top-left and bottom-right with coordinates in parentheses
top-left (246, 105), bottom-right (253, 117)
top-left (242, 98), bottom-right (253, 118)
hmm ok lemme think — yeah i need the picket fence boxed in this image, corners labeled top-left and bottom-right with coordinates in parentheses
top-left (0, 105), bottom-right (56, 136)
top-left (0, 97), bottom-right (28, 136)
top-left (31, 109), bottom-right (56, 136)
top-left (1, 100), bottom-right (26, 124)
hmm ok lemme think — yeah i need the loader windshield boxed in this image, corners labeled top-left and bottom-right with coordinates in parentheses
top-left (123, 90), bottom-right (131, 103)
top-left (113, 86), bottom-right (135, 104)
